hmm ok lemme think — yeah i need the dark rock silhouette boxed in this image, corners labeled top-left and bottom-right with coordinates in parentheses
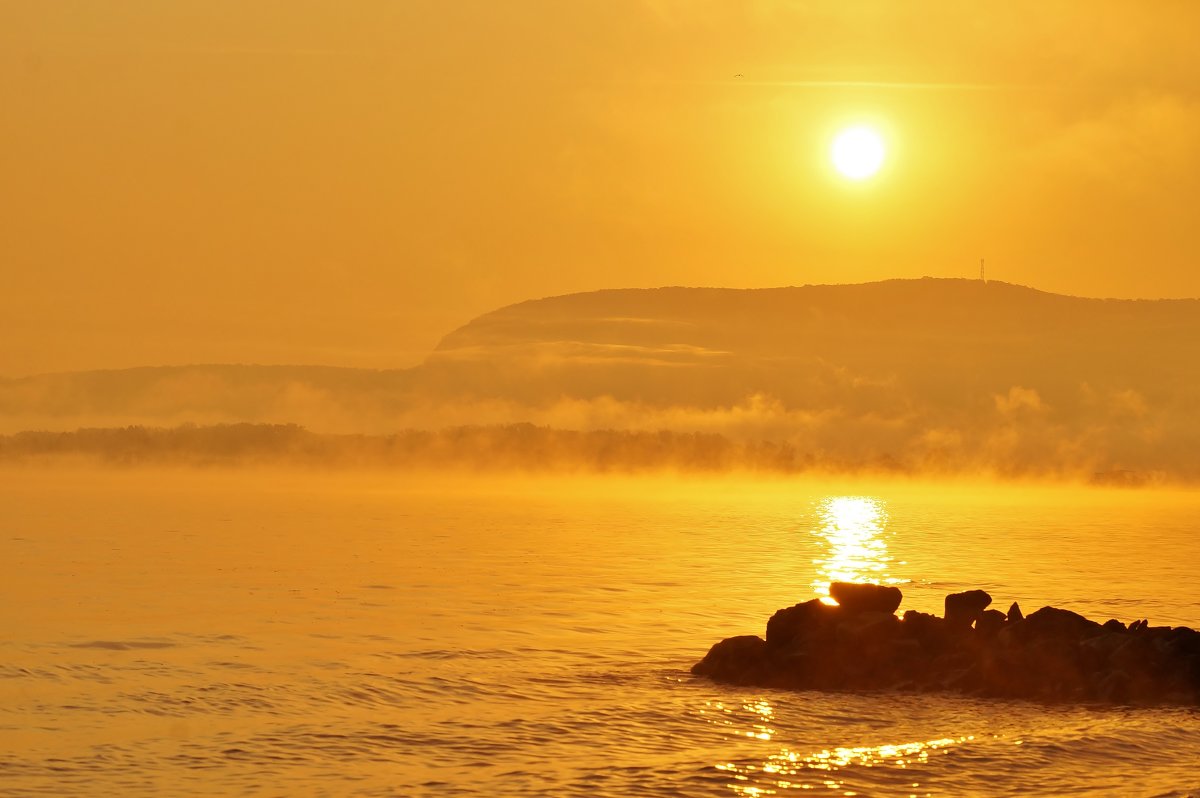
top-left (945, 589), bottom-right (992, 628)
top-left (829, 581), bottom-right (902, 615)
top-left (693, 583), bottom-right (1200, 705)
top-left (976, 609), bottom-right (1007, 636)
top-left (1007, 601), bottom-right (1024, 622)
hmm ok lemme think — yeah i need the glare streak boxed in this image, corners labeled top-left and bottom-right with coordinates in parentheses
top-left (723, 735), bottom-right (974, 795)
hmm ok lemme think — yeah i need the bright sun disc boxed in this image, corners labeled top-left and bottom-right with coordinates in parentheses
top-left (831, 126), bottom-right (885, 180)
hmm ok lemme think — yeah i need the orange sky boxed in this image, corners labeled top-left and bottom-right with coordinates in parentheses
top-left (3, 1), bottom-right (1199, 376)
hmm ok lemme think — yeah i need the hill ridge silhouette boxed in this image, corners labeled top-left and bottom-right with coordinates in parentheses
top-left (2, 278), bottom-right (1197, 478)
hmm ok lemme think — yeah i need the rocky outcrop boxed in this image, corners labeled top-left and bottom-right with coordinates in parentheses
top-left (692, 584), bottom-right (1200, 704)
top-left (944, 589), bottom-right (992, 628)
top-left (829, 582), bottom-right (902, 615)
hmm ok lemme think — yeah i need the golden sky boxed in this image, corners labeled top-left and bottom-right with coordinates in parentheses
top-left (3, 1), bottom-right (1199, 376)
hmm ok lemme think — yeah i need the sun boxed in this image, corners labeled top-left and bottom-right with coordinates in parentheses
top-left (830, 126), bottom-right (886, 180)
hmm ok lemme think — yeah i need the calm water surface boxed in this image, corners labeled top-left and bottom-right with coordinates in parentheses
top-left (1, 469), bottom-right (1198, 797)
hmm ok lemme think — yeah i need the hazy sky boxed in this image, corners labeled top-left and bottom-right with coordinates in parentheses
top-left (4, 1), bottom-right (1199, 376)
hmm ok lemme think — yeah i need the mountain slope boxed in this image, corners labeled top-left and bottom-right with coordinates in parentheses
top-left (3, 278), bottom-right (1197, 477)
top-left (423, 278), bottom-right (1198, 409)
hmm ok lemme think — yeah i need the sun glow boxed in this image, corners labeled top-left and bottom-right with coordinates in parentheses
top-left (830, 126), bottom-right (886, 180)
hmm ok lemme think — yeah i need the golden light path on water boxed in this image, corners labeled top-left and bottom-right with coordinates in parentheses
top-left (811, 496), bottom-right (906, 601)
top-left (701, 698), bottom-right (978, 796)
top-left (701, 495), bottom-right (946, 795)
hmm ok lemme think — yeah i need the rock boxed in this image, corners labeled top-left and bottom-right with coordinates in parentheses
top-left (942, 664), bottom-right (983, 692)
top-left (691, 635), bottom-right (767, 683)
top-left (693, 589), bottom-right (1200, 705)
top-left (1097, 669), bottom-right (1133, 703)
top-left (976, 609), bottom-right (1007, 636)
top-left (1167, 627), bottom-right (1200, 657)
top-left (765, 598), bottom-right (839, 649)
top-left (1102, 619), bottom-right (1126, 633)
top-left (838, 611), bottom-right (902, 649)
top-left (1007, 602), bottom-right (1024, 622)
top-left (891, 638), bottom-right (924, 661)
top-left (1080, 631), bottom-right (1127, 672)
top-left (1024, 606), bottom-right (1102, 640)
top-left (901, 610), bottom-right (958, 656)
top-left (945, 590), bottom-right (992, 627)
top-left (1109, 637), bottom-right (1154, 672)
top-left (829, 582), bottom-right (902, 615)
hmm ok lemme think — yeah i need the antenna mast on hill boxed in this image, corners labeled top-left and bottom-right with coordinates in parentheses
top-left (980, 258), bottom-right (986, 283)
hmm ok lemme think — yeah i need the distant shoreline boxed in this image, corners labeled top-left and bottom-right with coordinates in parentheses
top-left (0, 422), bottom-right (1180, 486)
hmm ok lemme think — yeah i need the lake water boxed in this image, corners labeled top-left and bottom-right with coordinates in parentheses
top-left (2, 469), bottom-right (1198, 797)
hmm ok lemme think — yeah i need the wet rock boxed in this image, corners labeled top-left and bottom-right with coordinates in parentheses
top-left (1109, 636), bottom-right (1153, 670)
top-left (1024, 606), bottom-right (1102, 639)
top-left (1080, 632), bottom-right (1127, 674)
top-left (945, 590), bottom-right (992, 628)
top-left (942, 664), bottom-right (982, 692)
top-left (975, 609), bottom-right (1007, 636)
top-left (693, 582), bottom-right (1200, 706)
top-left (1097, 669), bottom-right (1132, 703)
top-left (829, 582), bottom-right (902, 615)
top-left (901, 610), bottom-right (952, 653)
top-left (841, 609), bottom-right (898, 633)
top-left (765, 598), bottom-right (839, 649)
top-left (1167, 627), bottom-right (1200, 657)
top-left (838, 611), bottom-right (902, 652)
top-left (692, 635), bottom-right (767, 684)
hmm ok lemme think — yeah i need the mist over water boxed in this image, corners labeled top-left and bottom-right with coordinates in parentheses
top-left (2, 468), bottom-right (1198, 796)
top-left (6, 282), bottom-right (1199, 481)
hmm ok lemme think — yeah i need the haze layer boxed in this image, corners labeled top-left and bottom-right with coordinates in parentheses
top-left (3, 280), bottom-right (1195, 478)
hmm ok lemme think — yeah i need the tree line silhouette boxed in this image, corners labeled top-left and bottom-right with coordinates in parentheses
top-left (0, 423), bottom-right (833, 473)
top-left (0, 422), bottom-right (1170, 483)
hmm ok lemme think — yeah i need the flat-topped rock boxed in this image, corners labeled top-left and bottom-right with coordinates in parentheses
top-left (829, 582), bottom-right (902, 615)
top-left (692, 582), bottom-right (1200, 705)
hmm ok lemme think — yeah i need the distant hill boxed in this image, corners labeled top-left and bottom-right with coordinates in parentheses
top-left (4, 279), bottom-right (1198, 478)
top-left (424, 278), bottom-right (1198, 407)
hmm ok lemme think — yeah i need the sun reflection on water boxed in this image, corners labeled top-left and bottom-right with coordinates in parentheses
top-left (717, 734), bottom-right (972, 796)
top-left (700, 696), bottom-right (973, 796)
top-left (699, 699), bottom-right (776, 741)
top-left (698, 496), bottom-right (946, 795)
top-left (811, 496), bottom-right (904, 600)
